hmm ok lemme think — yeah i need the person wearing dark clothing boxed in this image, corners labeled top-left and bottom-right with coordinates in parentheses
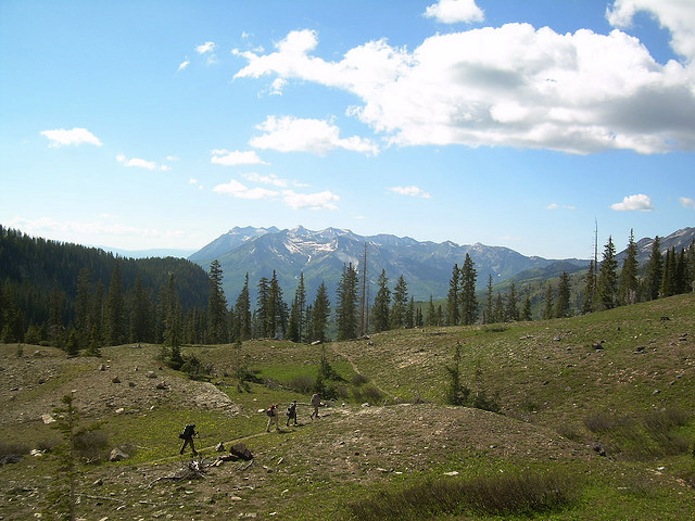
top-left (179, 424), bottom-right (198, 455)
top-left (286, 400), bottom-right (298, 426)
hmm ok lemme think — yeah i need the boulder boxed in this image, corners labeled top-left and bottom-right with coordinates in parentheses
top-left (230, 443), bottom-right (254, 461)
top-left (109, 447), bottom-right (130, 462)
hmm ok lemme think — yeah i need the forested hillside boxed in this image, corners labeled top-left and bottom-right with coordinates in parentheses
top-left (0, 226), bottom-right (209, 347)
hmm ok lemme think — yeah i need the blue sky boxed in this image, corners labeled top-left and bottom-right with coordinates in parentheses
top-left (1, 0), bottom-right (693, 259)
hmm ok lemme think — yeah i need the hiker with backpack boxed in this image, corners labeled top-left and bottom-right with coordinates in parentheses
top-left (310, 393), bottom-right (321, 419)
top-left (286, 400), bottom-right (298, 427)
top-left (178, 423), bottom-right (198, 455)
top-left (266, 404), bottom-right (279, 432)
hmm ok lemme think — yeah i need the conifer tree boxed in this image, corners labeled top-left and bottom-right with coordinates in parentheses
top-left (543, 283), bottom-right (554, 320)
top-left (255, 276), bottom-right (270, 338)
top-left (581, 259), bottom-right (597, 314)
top-left (446, 264), bottom-right (460, 326)
top-left (287, 273), bottom-right (307, 342)
top-left (103, 261), bottom-right (126, 346)
top-left (268, 271), bottom-right (288, 339)
top-left (233, 274), bottom-right (252, 341)
top-left (129, 275), bottom-right (152, 344)
top-left (522, 294), bottom-right (532, 321)
top-left (426, 295), bottom-right (437, 326)
top-left (555, 271), bottom-right (571, 318)
top-left (644, 236), bottom-right (663, 300)
top-left (484, 275), bottom-right (494, 324)
top-left (597, 236), bottom-right (618, 310)
top-left (619, 229), bottom-right (640, 305)
top-left (390, 275), bottom-right (409, 329)
top-left (336, 263), bottom-right (359, 340)
top-left (207, 260), bottom-right (228, 344)
top-left (459, 254), bottom-right (478, 325)
top-left (505, 282), bottom-right (519, 321)
top-left (660, 247), bottom-right (676, 297)
top-left (310, 282), bottom-right (331, 343)
top-left (372, 269), bottom-right (391, 332)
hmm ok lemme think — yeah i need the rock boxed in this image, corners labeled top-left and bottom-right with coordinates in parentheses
top-left (109, 447), bottom-right (130, 462)
top-left (215, 442), bottom-right (225, 452)
top-left (147, 370), bottom-right (157, 379)
top-left (155, 381), bottom-right (167, 390)
top-left (99, 363), bottom-right (106, 371)
top-left (230, 443), bottom-right (254, 461)
top-left (112, 376), bottom-right (121, 384)
top-left (128, 381), bottom-right (136, 388)
top-left (41, 413), bottom-right (56, 424)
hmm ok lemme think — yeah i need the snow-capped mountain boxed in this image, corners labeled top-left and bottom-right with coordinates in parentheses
top-left (188, 226), bottom-right (590, 302)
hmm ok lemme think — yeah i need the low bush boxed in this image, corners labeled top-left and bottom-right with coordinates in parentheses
top-left (74, 429), bottom-right (110, 463)
top-left (347, 469), bottom-right (579, 520)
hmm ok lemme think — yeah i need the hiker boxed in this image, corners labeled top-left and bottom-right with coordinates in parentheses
top-left (179, 423), bottom-right (198, 455)
top-left (286, 400), bottom-right (298, 426)
top-left (266, 404), bottom-right (279, 432)
top-left (310, 393), bottom-right (321, 419)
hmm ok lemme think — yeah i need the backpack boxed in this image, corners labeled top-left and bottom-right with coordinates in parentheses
top-left (266, 407), bottom-right (275, 417)
top-left (179, 424), bottom-right (195, 439)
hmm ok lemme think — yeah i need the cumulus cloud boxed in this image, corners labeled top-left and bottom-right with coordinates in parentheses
top-left (195, 41), bottom-right (216, 54)
top-left (424, 0), bottom-right (484, 24)
top-left (388, 185), bottom-right (432, 199)
top-left (177, 57), bottom-right (190, 72)
top-left (250, 115), bottom-right (379, 155)
top-left (610, 193), bottom-right (654, 211)
top-left (607, 0), bottom-right (695, 62)
top-left (282, 190), bottom-right (339, 210)
top-left (242, 172), bottom-right (289, 187)
top-left (116, 154), bottom-right (172, 171)
top-left (234, 23), bottom-right (695, 154)
top-left (40, 127), bottom-right (102, 147)
top-left (210, 149), bottom-right (268, 166)
top-left (680, 196), bottom-right (695, 208)
top-left (212, 179), bottom-right (279, 199)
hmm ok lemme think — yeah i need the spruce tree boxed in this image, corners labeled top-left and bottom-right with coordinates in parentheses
top-left (619, 230), bottom-right (639, 305)
top-left (484, 275), bottom-right (494, 324)
top-left (103, 261), bottom-right (126, 346)
top-left (372, 269), bottom-right (391, 332)
top-left (310, 282), bottom-right (331, 343)
top-left (644, 236), bottom-right (663, 300)
top-left (543, 283), bottom-right (554, 320)
top-left (459, 254), bottom-right (478, 325)
top-left (597, 236), bottom-right (618, 310)
top-left (522, 294), bottom-right (532, 321)
top-left (446, 264), bottom-right (460, 326)
top-left (555, 271), bottom-right (571, 318)
top-left (505, 282), bottom-right (519, 321)
top-left (390, 275), bottom-right (409, 329)
top-left (581, 259), bottom-right (597, 314)
top-left (233, 274), bottom-right (252, 341)
top-left (336, 263), bottom-right (359, 340)
top-left (287, 273), bottom-right (306, 342)
top-left (207, 260), bottom-right (228, 344)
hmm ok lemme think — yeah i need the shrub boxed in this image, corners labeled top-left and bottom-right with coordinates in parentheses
top-left (74, 429), bottom-right (110, 463)
top-left (347, 469), bottom-right (580, 520)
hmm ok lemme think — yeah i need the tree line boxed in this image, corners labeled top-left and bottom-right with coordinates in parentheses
top-left (1, 225), bottom-right (694, 352)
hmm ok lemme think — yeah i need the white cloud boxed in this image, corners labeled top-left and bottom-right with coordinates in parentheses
top-left (40, 127), bottom-right (102, 148)
top-left (610, 193), bottom-right (654, 211)
top-left (210, 149), bottom-right (268, 166)
top-left (388, 185), bottom-right (432, 199)
top-left (250, 115), bottom-right (379, 155)
top-left (242, 172), bottom-right (289, 187)
top-left (116, 154), bottom-right (159, 171)
top-left (234, 26), bottom-right (695, 154)
top-left (212, 179), bottom-right (279, 200)
top-left (195, 41), bottom-right (216, 54)
top-left (282, 190), bottom-right (339, 210)
top-left (547, 202), bottom-right (576, 211)
top-left (607, 0), bottom-right (695, 62)
top-left (680, 196), bottom-right (695, 208)
top-left (177, 57), bottom-right (190, 72)
top-left (424, 0), bottom-right (484, 24)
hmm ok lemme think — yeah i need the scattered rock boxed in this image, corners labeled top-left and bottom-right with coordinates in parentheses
top-left (112, 376), bottom-right (121, 384)
top-left (109, 447), bottom-right (130, 462)
top-left (41, 413), bottom-right (55, 424)
top-left (155, 381), bottom-right (167, 390)
top-left (215, 442), bottom-right (225, 452)
top-left (230, 443), bottom-right (254, 461)
top-left (147, 370), bottom-right (157, 379)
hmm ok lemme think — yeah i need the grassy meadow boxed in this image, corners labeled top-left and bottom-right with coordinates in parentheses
top-left (0, 293), bottom-right (694, 520)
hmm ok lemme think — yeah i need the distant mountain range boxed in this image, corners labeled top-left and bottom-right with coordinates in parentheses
top-left (188, 226), bottom-right (596, 302)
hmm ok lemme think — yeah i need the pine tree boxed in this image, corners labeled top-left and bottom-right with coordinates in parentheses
top-left (644, 236), bottom-right (663, 301)
top-left (129, 275), bottom-right (152, 344)
top-left (618, 229), bottom-right (639, 305)
top-left (543, 283), bottom-right (554, 319)
top-left (268, 271), bottom-right (288, 339)
top-left (484, 275), bottom-right (494, 324)
top-left (555, 271), bottom-right (571, 318)
top-left (255, 276), bottom-right (270, 338)
top-left (233, 274), bottom-right (252, 341)
top-left (504, 282), bottom-right (519, 321)
top-left (426, 296), bottom-right (436, 326)
top-left (390, 275), bottom-right (409, 329)
top-left (581, 259), bottom-right (597, 314)
top-left (207, 260), bottom-right (228, 344)
top-left (660, 247), bottom-right (676, 297)
top-left (446, 264), bottom-right (460, 326)
top-left (522, 294), bottom-right (532, 321)
top-left (287, 273), bottom-right (307, 342)
top-left (310, 282), bottom-right (331, 343)
top-left (336, 263), bottom-right (359, 340)
top-left (103, 261), bottom-right (126, 346)
top-left (459, 254), bottom-right (478, 325)
top-left (597, 236), bottom-right (618, 310)
top-left (372, 269), bottom-right (391, 333)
